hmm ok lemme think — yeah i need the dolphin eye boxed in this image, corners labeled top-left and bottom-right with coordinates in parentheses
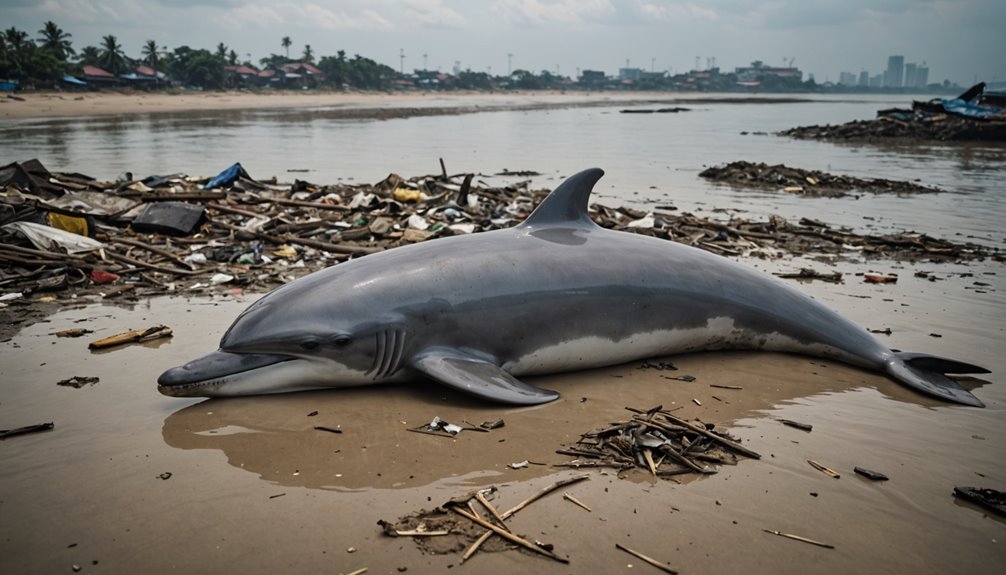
top-left (333, 334), bottom-right (353, 347)
top-left (301, 339), bottom-right (320, 351)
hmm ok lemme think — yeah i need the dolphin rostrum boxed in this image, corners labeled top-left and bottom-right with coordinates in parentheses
top-left (158, 168), bottom-right (988, 407)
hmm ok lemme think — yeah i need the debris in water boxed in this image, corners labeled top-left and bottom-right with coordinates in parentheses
top-left (854, 467), bottom-right (889, 481)
top-left (0, 421), bottom-right (54, 439)
top-left (57, 375), bottom-right (99, 388)
top-left (88, 325), bottom-right (172, 350)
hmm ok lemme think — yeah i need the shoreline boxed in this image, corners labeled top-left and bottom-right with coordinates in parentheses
top-left (1, 89), bottom-right (827, 121)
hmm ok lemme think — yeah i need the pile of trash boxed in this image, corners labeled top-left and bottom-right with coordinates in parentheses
top-left (699, 161), bottom-right (940, 197)
top-left (782, 82), bottom-right (1006, 142)
top-left (555, 405), bottom-right (760, 478)
top-left (1, 158), bottom-right (1001, 312)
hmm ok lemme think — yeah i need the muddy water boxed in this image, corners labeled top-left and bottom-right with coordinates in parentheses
top-left (1, 252), bottom-right (1003, 574)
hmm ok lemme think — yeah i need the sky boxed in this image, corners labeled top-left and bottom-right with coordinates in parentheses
top-left (4, 0), bottom-right (1004, 85)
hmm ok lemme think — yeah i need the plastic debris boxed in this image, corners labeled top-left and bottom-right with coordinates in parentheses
top-left (131, 201), bottom-right (206, 236)
top-left (2, 221), bottom-right (103, 254)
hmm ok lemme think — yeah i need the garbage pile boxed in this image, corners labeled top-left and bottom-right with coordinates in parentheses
top-left (1, 159), bottom-right (1001, 310)
top-left (555, 405), bottom-right (760, 478)
top-left (699, 161), bottom-right (940, 197)
top-left (782, 82), bottom-right (1006, 142)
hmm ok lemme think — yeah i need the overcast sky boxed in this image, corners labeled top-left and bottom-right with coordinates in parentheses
top-left (5, 0), bottom-right (1004, 85)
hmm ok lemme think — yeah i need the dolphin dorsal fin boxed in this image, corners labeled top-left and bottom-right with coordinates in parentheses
top-left (518, 168), bottom-right (604, 229)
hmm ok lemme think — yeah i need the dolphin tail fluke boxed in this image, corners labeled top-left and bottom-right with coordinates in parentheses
top-left (885, 352), bottom-right (987, 407)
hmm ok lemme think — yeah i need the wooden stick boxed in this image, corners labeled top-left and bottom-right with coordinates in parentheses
top-left (450, 507), bottom-right (568, 564)
top-left (105, 250), bottom-right (202, 276)
top-left (88, 325), bottom-right (172, 349)
top-left (615, 543), bottom-right (678, 574)
top-left (463, 474), bottom-right (590, 561)
top-left (807, 459), bottom-right (841, 478)
top-left (660, 413), bottom-right (761, 459)
top-left (501, 474), bottom-right (590, 519)
top-left (762, 529), bottom-right (835, 549)
top-left (643, 448), bottom-right (658, 476)
top-left (562, 492), bottom-right (592, 512)
top-left (110, 237), bottom-right (195, 270)
top-left (215, 221), bottom-right (379, 256)
top-left (474, 491), bottom-right (509, 528)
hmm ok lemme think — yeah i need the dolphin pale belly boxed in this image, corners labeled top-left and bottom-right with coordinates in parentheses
top-left (158, 168), bottom-right (989, 407)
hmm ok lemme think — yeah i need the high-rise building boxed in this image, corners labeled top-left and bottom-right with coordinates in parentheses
top-left (858, 71), bottom-right (869, 86)
top-left (905, 63), bottom-right (918, 88)
top-left (885, 55), bottom-right (904, 87)
top-left (916, 63), bottom-right (929, 87)
top-left (839, 72), bottom-right (857, 86)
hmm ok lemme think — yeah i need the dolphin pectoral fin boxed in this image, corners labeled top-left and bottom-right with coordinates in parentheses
top-left (411, 351), bottom-right (560, 405)
top-left (885, 353), bottom-right (986, 408)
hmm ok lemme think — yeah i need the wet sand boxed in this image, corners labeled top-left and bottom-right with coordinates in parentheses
top-left (1, 254), bottom-right (1003, 574)
top-left (0, 90), bottom-right (820, 121)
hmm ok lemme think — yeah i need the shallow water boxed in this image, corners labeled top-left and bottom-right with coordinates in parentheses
top-left (3, 94), bottom-right (1005, 244)
top-left (1, 96), bottom-right (1005, 573)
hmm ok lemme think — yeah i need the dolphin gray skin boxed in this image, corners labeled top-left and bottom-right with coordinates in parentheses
top-left (158, 168), bottom-right (988, 407)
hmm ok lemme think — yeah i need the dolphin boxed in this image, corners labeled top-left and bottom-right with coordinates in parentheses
top-left (158, 168), bottom-right (988, 407)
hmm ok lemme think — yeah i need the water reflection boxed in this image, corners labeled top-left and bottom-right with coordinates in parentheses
top-left (160, 351), bottom-right (982, 491)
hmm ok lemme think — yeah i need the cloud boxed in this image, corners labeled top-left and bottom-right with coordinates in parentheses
top-left (224, 2), bottom-right (393, 30)
top-left (490, 0), bottom-right (616, 26)
top-left (636, 2), bottom-right (718, 22)
top-left (401, 0), bottom-right (467, 28)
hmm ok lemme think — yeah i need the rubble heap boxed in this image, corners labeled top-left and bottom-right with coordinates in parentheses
top-left (781, 83), bottom-right (1006, 143)
top-left (1, 159), bottom-right (1000, 311)
top-left (699, 161), bottom-right (940, 197)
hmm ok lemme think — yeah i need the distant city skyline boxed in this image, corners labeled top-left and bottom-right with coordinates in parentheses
top-left (3, 0), bottom-right (1003, 87)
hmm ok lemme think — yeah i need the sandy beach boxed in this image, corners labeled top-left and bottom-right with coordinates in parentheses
top-left (0, 90), bottom-right (683, 121)
top-left (1, 93), bottom-right (1002, 574)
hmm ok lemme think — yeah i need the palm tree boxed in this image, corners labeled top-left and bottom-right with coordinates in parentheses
top-left (99, 34), bottom-right (126, 74)
top-left (3, 27), bottom-right (29, 53)
top-left (37, 20), bottom-right (74, 61)
top-left (215, 42), bottom-right (227, 61)
top-left (227, 49), bottom-right (238, 66)
top-left (77, 45), bottom-right (101, 67)
top-left (281, 36), bottom-right (291, 59)
top-left (302, 44), bottom-right (314, 64)
top-left (141, 39), bottom-right (160, 70)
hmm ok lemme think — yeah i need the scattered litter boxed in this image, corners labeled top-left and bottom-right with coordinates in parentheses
top-left (779, 419), bottom-right (813, 432)
top-left (2, 221), bottom-right (103, 254)
top-left (864, 273), bottom-right (898, 284)
top-left (509, 460), bottom-right (529, 470)
top-left (379, 475), bottom-right (587, 564)
top-left (314, 425), bottom-right (343, 434)
top-left (762, 529), bottom-right (835, 549)
top-left (57, 375), bottom-right (99, 388)
top-left (53, 328), bottom-right (93, 338)
top-left (615, 543), bottom-right (679, 574)
top-left (952, 486), bottom-right (1006, 516)
top-left (663, 374), bottom-right (696, 382)
top-left (556, 405), bottom-right (760, 477)
top-left (854, 467), bottom-right (889, 481)
top-left (158, 472), bottom-right (172, 480)
top-left (0, 421), bottom-right (54, 440)
top-left (562, 492), bottom-right (592, 512)
top-left (1, 162), bottom-right (999, 318)
top-left (88, 325), bottom-right (173, 350)
top-left (775, 268), bottom-right (843, 283)
top-left (782, 83), bottom-right (1006, 143)
top-left (701, 161), bottom-right (941, 198)
top-left (807, 459), bottom-right (841, 479)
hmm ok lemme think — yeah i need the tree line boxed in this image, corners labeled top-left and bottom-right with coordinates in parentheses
top-left (0, 20), bottom-right (397, 90)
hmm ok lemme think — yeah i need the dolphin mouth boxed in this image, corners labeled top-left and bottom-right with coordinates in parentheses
top-left (157, 350), bottom-right (294, 397)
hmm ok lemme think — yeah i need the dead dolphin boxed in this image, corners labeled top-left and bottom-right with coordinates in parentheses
top-left (158, 168), bottom-right (988, 407)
